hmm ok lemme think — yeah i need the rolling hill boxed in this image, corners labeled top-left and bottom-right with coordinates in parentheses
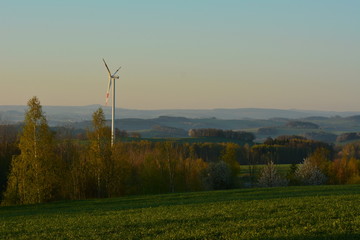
top-left (4, 105), bottom-right (360, 142)
top-left (1, 105), bottom-right (360, 124)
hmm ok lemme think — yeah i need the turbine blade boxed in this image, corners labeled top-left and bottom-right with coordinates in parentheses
top-left (105, 77), bottom-right (112, 105)
top-left (112, 66), bottom-right (122, 76)
top-left (102, 58), bottom-right (111, 76)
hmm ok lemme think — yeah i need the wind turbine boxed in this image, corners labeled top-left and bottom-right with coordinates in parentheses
top-left (103, 58), bottom-right (121, 146)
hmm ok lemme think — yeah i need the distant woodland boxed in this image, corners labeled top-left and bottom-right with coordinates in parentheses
top-left (1, 97), bottom-right (360, 205)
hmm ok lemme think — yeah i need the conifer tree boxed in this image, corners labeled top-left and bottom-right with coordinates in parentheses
top-left (3, 97), bottom-right (61, 205)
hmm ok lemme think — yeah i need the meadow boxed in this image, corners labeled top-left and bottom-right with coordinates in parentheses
top-left (1, 184), bottom-right (360, 239)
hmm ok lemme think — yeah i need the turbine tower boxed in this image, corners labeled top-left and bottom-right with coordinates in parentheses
top-left (103, 58), bottom-right (121, 146)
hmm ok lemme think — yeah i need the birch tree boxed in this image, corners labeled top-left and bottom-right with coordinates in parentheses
top-left (3, 97), bottom-right (61, 205)
top-left (87, 108), bottom-right (111, 198)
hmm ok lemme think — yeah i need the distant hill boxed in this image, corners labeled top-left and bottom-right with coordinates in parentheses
top-left (4, 105), bottom-right (360, 142)
top-left (285, 121), bottom-right (320, 129)
top-left (64, 114), bottom-right (360, 142)
top-left (71, 116), bottom-right (282, 133)
top-left (1, 105), bottom-right (360, 125)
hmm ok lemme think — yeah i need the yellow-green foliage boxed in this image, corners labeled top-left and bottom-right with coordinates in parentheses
top-left (221, 143), bottom-right (242, 178)
top-left (3, 97), bottom-right (62, 205)
top-left (87, 107), bottom-right (112, 198)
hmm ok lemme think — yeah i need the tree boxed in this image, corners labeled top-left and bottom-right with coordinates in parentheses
top-left (329, 157), bottom-right (360, 184)
top-left (3, 97), bottom-right (61, 205)
top-left (188, 128), bottom-right (254, 143)
top-left (306, 147), bottom-right (331, 175)
top-left (286, 163), bottom-right (299, 186)
top-left (340, 142), bottom-right (360, 159)
top-left (0, 124), bottom-right (19, 199)
top-left (221, 143), bottom-right (241, 185)
top-left (295, 158), bottom-right (327, 185)
top-left (258, 161), bottom-right (288, 187)
top-left (180, 158), bottom-right (208, 192)
top-left (202, 161), bottom-right (232, 190)
top-left (87, 108), bottom-right (111, 198)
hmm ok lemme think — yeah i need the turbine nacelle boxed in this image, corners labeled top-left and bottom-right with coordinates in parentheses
top-left (103, 58), bottom-right (121, 105)
top-left (102, 58), bottom-right (122, 146)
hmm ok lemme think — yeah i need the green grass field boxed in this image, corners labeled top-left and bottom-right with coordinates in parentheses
top-left (1, 185), bottom-right (360, 239)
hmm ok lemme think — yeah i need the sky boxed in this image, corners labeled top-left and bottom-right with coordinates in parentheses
top-left (1, 0), bottom-right (359, 111)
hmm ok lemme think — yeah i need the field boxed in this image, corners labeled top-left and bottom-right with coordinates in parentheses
top-left (1, 185), bottom-right (360, 239)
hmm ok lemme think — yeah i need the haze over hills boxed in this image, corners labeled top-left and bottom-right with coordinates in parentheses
top-left (1, 105), bottom-right (360, 125)
top-left (3, 105), bottom-right (360, 143)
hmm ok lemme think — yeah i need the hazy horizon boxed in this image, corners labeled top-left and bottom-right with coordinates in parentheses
top-left (1, 1), bottom-right (360, 111)
top-left (2, 104), bottom-right (360, 114)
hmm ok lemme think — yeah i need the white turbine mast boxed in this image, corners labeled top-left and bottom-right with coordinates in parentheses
top-left (103, 58), bottom-right (121, 146)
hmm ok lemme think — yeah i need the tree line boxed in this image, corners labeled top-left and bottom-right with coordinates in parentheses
top-left (188, 128), bottom-right (255, 142)
top-left (1, 97), bottom-right (360, 205)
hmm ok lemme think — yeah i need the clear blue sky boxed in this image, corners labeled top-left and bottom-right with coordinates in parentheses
top-left (1, 0), bottom-right (359, 110)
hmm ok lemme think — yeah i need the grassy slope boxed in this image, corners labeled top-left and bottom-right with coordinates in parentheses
top-left (1, 185), bottom-right (360, 239)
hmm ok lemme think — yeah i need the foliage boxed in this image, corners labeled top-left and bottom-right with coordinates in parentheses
top-left (58, 139), bottom-right (211, 199)
top-left (285, 121), bottom-right (320, 129)
top-left (286, 163), bottom-right (299, 185)
top-left (151, 125), bottom-right (188, 137)
top-left (306, 147), bottom-right (332, 175)
top-left (4, 101), bottom-right (360, 205)
top-left (0, 125), bottom-right (19, 199)
top-left (202, 161), bottom-right (233, 190)
top-left (221, 143), bottom-right (242, 180)
top-left (295, 158), bottom-right (327, 185)
top-left (257, 127), bottom-right (278, 135)
top-left (255, 137), bottom-right (332, 164)
top-left (129, 132), bottom-right (141, 138)
top-left (304, 131), bottom-right (337, 143)
top-left (336, 132), bottom-right (360, 142)
top-left (340, 142), bottom-right (360, 159)
top-left (329, 157), bottom-right (360, 184)
top-left (115, 128), bottom-right (128, 138)
top-left (3, 97), bottom-right (62, 205)
top-left (257, 161), bottom-right (288, 187)
top-left (87, 108), bottom-right (112, 198)
top-left (188, 128), bottom-right (255, 142)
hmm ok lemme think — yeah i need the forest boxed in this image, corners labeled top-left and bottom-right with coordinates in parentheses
top-left (1, 97), bottom-right (360, 205)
